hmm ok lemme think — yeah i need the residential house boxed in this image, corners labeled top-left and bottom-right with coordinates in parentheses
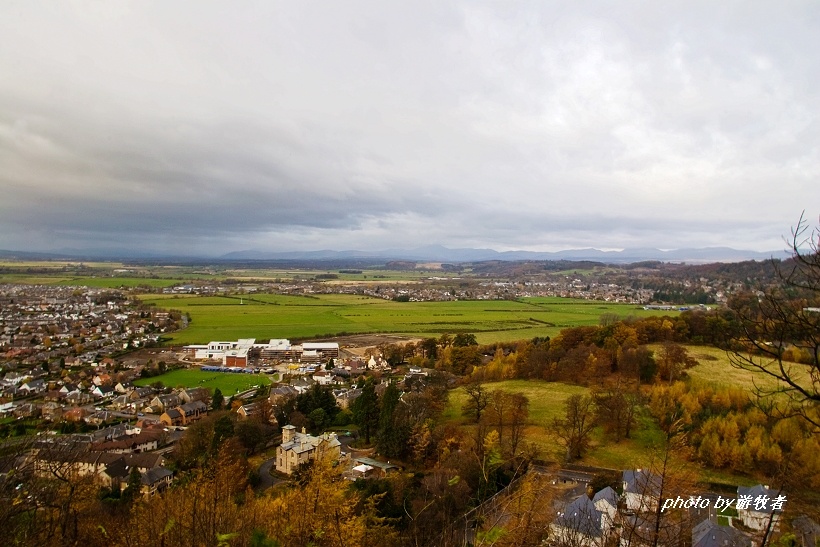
top-left (236, 403), bottom-right (257, 419)
top-left (737, 484), bottom-right (785, 531)
top-left (63, 407), bottom-right (91, 422)
top-left (13, 402), bottom-right (41, 419)
top-left (65, 391), bottom-right (93, 406)
top-left (86, 411), bottom-right (115, 426)
top-left (275, 425), bottom-right (341, 475)
top-left (160, 408), bottom-right (183, 427)
top-left (592, 486), bottom-right (619, 530)
top-left (92, 373), bottom-right (112, 387)
top-left (91, 384), bottom-right (115, 399)
top-left (150, 393), bottom-right (182, 413)
top-left (791, 515), bottom-right (820, 547)
top-left (333, 388), bottom-right (362, 410)
top-left (551, 494), bottom-right (609, 547)
top-left (41, 401), bottom-right (64, 421)
top-left (140, 467), bottom-right (173, 496)
top-left (177, 400), bottom-right (207, 425)
top-left (90, 430), bottom-right (163, 454)
top-left (180, 387), bottom-right (209, 404)
top-left (623, 469), bottom-right (662, 513)
top-left (19, 378), bottom-right (46, 395)
top-left (312, 370), bottom-right (336, 386)
top-left (269, 385), bottom-right (298, 405)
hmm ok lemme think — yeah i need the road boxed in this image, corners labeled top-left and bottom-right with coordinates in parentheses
top-left (255, 456), bottom-right (285, 493)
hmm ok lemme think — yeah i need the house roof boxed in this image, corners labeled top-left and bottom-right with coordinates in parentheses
top-left (592, 486), bottom-right (619, 509)
top-left (623, 469), bottom-right (662, 497)
top-left (280, 431), bottom-right (341, 454)
top-left (555, 495), bottom-right (603, 538)
top-left (354, 457), bottom-right (399, 472)
top-left (692, 519), bottom-right (750, 547)
top-left (736, 484), bottom-right (784, 514)
top-left (142, 467), bottom-right (173, 485)
top-left (792, 515), bottom-right (820, 547)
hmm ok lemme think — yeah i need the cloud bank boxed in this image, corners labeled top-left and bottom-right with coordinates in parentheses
top-left (1, 1), bottom-right (818, 256)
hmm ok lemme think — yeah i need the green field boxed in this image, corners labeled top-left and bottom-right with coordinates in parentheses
top-left (133, 368), bottom-right (272, 395)
top-left (140, 294), bottom-right (676, 345)
top-left (442, 379), bottom-right (670, 466)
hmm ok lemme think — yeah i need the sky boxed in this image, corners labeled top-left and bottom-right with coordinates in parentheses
top-left (1, 1), bottom-right (819, 257)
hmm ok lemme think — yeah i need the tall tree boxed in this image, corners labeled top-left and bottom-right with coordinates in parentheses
top-left (550, 394), bottom-right (597, 461)
top-left (351, 379), bottom-right (380, 444)
top-left (462, 379), bottom-right (490, 423)
top-left (376, 382), bottom-right (407, 458)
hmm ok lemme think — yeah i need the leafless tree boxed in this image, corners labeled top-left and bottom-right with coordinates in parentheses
top-left (728, 213), bottom-right (820, 430)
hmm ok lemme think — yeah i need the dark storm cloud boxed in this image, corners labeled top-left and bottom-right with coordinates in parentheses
top-left (1, 1), bottom-right (819, 255)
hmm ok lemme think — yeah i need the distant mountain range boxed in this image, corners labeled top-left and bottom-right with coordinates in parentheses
top-left (0, 245), bottom-right (790, 264)
top-left (216, 245), bottom-right (791, 264)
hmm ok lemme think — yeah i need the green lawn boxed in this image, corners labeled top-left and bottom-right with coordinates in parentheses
top-left (141, 294), bottom-right (675, 345)
top-left (133, 368), bottom-right (272, 395)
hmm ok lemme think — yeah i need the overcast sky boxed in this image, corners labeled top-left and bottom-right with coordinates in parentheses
top-left (1, 1), bottom-right (818, 257)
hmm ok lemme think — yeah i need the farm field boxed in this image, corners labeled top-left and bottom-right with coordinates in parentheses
top-left (140, 293), bottom-right (677, 345)
top-left (133, 367), bottom-right (272, 395)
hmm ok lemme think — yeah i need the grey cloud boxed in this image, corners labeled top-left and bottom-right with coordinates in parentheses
top-left (1, 1), bottom-right (819, 255)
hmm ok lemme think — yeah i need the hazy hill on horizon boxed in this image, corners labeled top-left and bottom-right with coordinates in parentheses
top-left (0, 245), bottom-right (791, 265)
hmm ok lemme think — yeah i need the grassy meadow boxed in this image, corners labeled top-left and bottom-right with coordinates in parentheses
top-left (133, 367), bottom-right (272, 395)
top-left (443, 380), bottom-right (669, 467)
top-left (141, 293), bottom-right (675, 345)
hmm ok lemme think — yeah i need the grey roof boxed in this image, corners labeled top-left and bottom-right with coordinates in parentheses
top-left (692, 519), bottom-right (750, 547)
top-left (592, 486), bottom-right (619, 509)
top-left (736, 484), bottom-right (784, 514)
top-left (792, 515), bottom-right (820, 547)
top-left (555, 495), bottom-right (603, 538)
top-left (280, 431), bottom-right (341, 455)
top-left (623, 469), bottom-right (662, 497)
top-left (354, 457), bottom-right (399, 471)
top-left (141, 467), bottom-right (173, 485)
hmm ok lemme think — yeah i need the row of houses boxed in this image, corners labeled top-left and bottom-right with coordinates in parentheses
top-left (552, 469), bottom-right (793, 547)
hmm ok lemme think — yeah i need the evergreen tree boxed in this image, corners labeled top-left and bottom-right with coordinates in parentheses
top-left (211, 387), bottom-right (224, 410)
top-left (352, 379), bottom-right (380, 444)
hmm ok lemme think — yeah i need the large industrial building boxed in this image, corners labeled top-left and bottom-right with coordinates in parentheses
top-left (183, 338), bottom-right (339, 366)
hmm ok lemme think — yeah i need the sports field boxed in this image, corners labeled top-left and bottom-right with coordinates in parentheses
top-left (133, 368), bottom-right (272, 395)
top-left (140, 293), bottom-right (676, 345)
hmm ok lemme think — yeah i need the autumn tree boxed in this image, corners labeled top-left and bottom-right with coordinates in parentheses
top-left (592, 379), bottom-right (640, 441)
top-left (656, 342), bottom-right (698, 384)
top-left (550, 394), bottom-right (597, 462)
top-left (462, 379), bottom-right (490, 423)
